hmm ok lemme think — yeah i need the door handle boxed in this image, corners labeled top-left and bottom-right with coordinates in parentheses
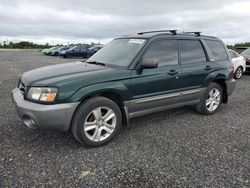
top-left (204, 66), bottom-right (212, 71)
top-left (167, 70), bottom-right (178, 76)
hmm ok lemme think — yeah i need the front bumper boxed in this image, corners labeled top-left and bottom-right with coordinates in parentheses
top-left (225, 78), bottom-right (236, 96)
top-left (12, 88), bottom-right (79, 131)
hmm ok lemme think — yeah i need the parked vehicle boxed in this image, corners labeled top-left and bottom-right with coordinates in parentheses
top-left (42, 46), bottom-right (60, 55)
top-left (228, 49), bottom-right (246, 79)
top-left (240, 48), bottom-right (250, 72)
top-left (235, 47), bottom-right (250, 54)
top-left (50, 46), bottom-right (71, 56)
top-left (88, 45), bottom-right (103, 54)
top-left (12, 30), bottom-right (235, 147)
top-left (59, 46), bottom-right (93, 58)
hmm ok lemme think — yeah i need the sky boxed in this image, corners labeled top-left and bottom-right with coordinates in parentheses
top-left (0, 0), bottom-right (249, 45)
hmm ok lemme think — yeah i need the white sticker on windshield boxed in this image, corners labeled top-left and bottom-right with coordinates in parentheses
top-left (128, 39), bottom-right (145, 44)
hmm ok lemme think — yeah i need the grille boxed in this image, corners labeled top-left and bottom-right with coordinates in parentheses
top-left (17, 80), bottom-right (26, 96)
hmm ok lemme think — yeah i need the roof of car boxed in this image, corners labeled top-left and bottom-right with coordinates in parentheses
top-left (117, 30), bottom-right (218, 40)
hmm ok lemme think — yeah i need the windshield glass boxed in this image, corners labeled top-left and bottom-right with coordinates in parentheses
top-left (69, 46), bottom-right (77, 51)
top-left (241, 48), bottom-right (250, 55)
top-left (87, 38), bottom-right (147, 67)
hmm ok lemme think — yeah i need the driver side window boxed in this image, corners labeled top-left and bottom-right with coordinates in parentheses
top-left (143, 40), bottom-right (178, 67)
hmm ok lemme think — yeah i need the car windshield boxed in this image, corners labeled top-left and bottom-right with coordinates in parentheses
top-left (68, 46), bottom-right (77, 51)
top-left (87, 38), bottom-right (147, 67)
top-left (241, 48), bottom-right (250, 55)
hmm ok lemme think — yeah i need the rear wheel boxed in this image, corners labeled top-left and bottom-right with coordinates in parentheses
top-left (71, 97), bottom-right (122, 147)
top-left (195, 83), bottom-right (222, 115)
top-left (234, 67), bottom-right (243, 79)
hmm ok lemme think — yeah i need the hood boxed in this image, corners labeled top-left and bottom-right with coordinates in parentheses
top-left (22, 61), bottom-right (107, 86)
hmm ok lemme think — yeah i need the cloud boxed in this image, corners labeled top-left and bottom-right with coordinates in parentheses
top-left (0, 0), bottom-right (249, 44)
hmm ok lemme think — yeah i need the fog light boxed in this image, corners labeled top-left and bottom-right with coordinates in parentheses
top-left (22, 116), bottom-right (36, 129)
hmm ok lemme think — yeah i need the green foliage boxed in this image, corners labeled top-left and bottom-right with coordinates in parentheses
top-left (0, 41), bottom-right (101, 49)
top-left (227, 42), bottom-right (250, 50)
top-left (0, 41), bottom-right (52, 49)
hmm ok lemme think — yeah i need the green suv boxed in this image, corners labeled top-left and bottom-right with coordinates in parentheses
top-left (12, 30), bottom-right (236, 147)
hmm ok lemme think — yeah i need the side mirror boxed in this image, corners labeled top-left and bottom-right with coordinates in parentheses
top-left (141, 58), bottom-right (158, 69)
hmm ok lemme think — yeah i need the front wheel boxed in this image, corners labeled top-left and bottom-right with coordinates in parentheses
top-left (195, 83), bottom-right (223, 115)
top-left (71, 97), bottom-right (122, 147)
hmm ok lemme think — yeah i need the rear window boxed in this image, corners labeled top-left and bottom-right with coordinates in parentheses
top-left (205, 40), bottom-right (228, 61)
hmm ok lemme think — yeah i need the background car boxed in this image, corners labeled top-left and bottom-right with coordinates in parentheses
top-left (240, 48), bottom-right (250, 72)
top-left (59, 46), bottom-right (94, 58)
top-left (229, 49), bottom-right (246, 79)
top-left (50, 46), bottom-right (71, 56)
top-left (42, 46), bottom-right (59, 55)
top-left (88, 44), bottom-right (103, 54)
top-left (235, 47), bottom-right (250, 54)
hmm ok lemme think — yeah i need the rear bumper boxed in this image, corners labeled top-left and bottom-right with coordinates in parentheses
top-left (12, 88), bottom-right (79, 131)
top-left (225, 78), bottom-right (236, 96)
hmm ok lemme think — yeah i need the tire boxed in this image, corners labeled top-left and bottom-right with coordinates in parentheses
top-left (71, 96), bottom-right (122, 147)
top-left (195, 83), bottom-right (223, 115)
top-left (234, 67), bottom-right (243, 79)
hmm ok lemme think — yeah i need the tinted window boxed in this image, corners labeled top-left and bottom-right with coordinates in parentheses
top-left (80, 47), bottom-right (86, 51)
top-left (205, 40), bottom-right (228, 61)
top-left (143, 40), bottom-right (178, 66)
top-left (179, 40), bottom-right (207, 64)
top-left (73, 47), bottom-right (80, 52)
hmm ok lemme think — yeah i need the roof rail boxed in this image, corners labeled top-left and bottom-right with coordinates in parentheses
top-left (183, 31), bottom-right (202, 36)
top-left (138, 30), bottom-right (177, 35)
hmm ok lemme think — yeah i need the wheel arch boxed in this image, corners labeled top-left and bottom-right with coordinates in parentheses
top-left (83, 91), bottom-right (129, 126)
top-left (213, 79), bottom-right (228, 103)
top-left (69, 85), bottom-right (131, 130)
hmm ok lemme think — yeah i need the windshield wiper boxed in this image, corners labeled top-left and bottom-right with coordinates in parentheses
top-left (85, 61), bottom-right (106, 66)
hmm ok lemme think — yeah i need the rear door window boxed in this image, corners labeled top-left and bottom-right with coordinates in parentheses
top-left (143, 39), bottom-right (178, 66)
top-left (205, 40), bottom-right (228, 61)
top-left (179, 40), bottom-right (207, 64)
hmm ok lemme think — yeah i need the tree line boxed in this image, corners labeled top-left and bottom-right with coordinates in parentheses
top-left (0, 41), bottom-right (51, 49)
top-left (1, 40), bottom-right (250, 50)
top-left (0, 41), bottom-right (99, 49)
top-left (227, 42), bottom-right (250, 50)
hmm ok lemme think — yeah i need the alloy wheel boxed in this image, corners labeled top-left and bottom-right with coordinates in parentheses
top-left (84, 107), bottom-right (116, 142)
top-left (235, 67), bottom-right (243, 79)
top-left (206, 88), bottom-right (221, 112)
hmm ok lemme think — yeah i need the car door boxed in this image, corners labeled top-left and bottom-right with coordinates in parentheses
top-left (178, 39), bottom-right (211, 101)
top-left (128, 39), bottom-right (182, 113)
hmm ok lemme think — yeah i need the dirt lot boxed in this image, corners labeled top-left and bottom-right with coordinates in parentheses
top-left (1, 50), bottom-right (250, 187)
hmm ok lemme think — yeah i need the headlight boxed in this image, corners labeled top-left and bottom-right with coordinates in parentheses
top-left (27, 87), bottom-right (58, 102)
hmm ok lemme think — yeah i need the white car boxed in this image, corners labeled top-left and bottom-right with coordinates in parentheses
top-left (229, 49), bottom-right (246, 79)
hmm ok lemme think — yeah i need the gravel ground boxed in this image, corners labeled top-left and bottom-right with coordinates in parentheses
top-left (0, 51), bottom-right (250, 187)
